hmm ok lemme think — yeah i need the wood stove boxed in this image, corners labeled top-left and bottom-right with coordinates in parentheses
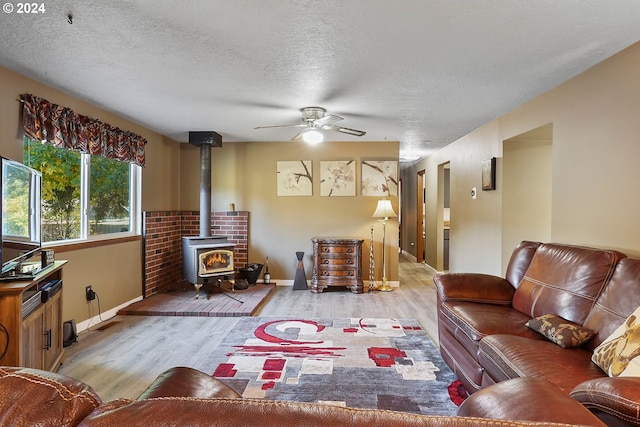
top-left (181, 131), bottom-right (238, 299)
top-left (182, 236), bottom-right (235, 284)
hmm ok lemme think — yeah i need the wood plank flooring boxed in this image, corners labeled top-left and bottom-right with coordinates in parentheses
top-left (58, 255), bottom-right (439, 402)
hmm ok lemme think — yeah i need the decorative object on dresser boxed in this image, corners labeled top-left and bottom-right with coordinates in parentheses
top-left (292, 251), bottom-right (308, 290)
top-left (311, 238), bottom-right (364, 293)
top-left (371, 199), bottom-right (397, 292)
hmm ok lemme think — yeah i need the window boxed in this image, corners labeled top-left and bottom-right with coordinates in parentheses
top-left (23, 137), bottom-right (141, 244)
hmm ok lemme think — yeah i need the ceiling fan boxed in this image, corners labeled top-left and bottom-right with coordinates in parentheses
top-left (254, 107), bottom-right (366, 143)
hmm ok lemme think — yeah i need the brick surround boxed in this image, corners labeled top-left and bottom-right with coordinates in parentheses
top-left (143, 210), bottom-right (249, 297)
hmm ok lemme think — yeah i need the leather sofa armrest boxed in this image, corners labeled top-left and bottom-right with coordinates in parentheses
top-left (0, 366), bottom-right (102, 427)
top-left (458, 377), bottom-right (606, 426)
top-left (137, 367), bottom-right (241, 400)
top-left (434, 272), bottom-right (515, 305)
top-left (571, 377), bottom-right (640, 427)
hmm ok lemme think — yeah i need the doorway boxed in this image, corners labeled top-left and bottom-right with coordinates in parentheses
top-left (442, 163), bottom-right (450, 270)
top-left (416, 170), bottom-right (426, 263)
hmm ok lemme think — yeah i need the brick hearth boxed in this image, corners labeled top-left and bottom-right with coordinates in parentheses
top-left (143, 210), bottom-right (249, 297)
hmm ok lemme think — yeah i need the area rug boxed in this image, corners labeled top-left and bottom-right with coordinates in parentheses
top-left (205, 317), bottom-right (464, 415)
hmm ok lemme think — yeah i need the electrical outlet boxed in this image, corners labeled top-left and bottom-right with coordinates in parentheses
top-left (85, 285), bottom-right (96, 301)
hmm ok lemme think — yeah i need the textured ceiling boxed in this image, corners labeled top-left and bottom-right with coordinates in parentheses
top-left (2, 1), bottom-right (640, 163)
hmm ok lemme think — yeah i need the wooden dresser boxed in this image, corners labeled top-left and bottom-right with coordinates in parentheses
top-left (311, 238), bottom-right (364, 293)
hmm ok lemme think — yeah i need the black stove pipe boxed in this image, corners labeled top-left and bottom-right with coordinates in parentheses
top-left (199, 144), bottom-right (211, 237)
top-left (188, 131), bottom-right (223, 237)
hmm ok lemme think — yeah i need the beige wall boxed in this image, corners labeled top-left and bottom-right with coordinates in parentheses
top-left (0, 65), bottom-right (181, 324)
top-left (1, 62), bottom-right (400, 325)
top-left (180, 140), bottom-right (400, 283)
top-left (4, 38), bottom-right (640, 323)
top-left (402, 41), bottom-right (640, 276)
top-left (502, 127), bottom-right (552, 269)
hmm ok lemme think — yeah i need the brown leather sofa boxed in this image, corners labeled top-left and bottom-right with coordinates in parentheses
top-left (0, 365), bottom-right (605, 427)
top-left (435, 241), bottom-right (640, 427)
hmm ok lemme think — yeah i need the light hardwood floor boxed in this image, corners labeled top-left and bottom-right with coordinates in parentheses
top-left (58, 254), bottom-right (439, 401)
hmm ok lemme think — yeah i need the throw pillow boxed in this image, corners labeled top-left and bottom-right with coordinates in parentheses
top-left (592, 305), bottom-right (640, 377)
top-left (525, 314), bottom-right (595, 348)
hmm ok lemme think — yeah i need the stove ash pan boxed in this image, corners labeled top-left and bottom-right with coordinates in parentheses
top-left (182, 236), bottom-right (235, 284)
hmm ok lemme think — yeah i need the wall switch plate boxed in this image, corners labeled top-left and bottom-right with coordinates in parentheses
top-left (471, 187), bottom-right (477, 199)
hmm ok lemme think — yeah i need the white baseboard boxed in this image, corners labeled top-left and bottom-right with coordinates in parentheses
top-left (401, 250), bottom-right (438, 274)
top-left (423, 263), bottom-right (438, 274)
top-left (264, 279), bottom-right (400, 288)
top-left (401, 250), bottom-right (417, 262)
top-left (76, 295), bottom-right (143, 333)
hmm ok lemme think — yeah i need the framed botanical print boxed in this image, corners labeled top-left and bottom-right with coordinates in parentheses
top-left (361, 160), bottom-right (398, 196)
top-left (277, 160), bottom-right (313, 196)
top-left (320, 160), bottom-right (356, 196)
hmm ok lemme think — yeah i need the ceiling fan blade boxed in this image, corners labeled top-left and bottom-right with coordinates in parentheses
top-left (314, 113), bottom-right (343, 125)
top-left (254, 123), bottom-right (307, 130)
top-left (324, 124), bottom-right (366, 137)
top-left (291, 131), bottom-right (305, 141)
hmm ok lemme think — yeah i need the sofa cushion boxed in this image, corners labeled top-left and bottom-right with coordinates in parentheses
top-left (0, 366), bottom-right (101, 427)
top-left (592, 305), bottom-right (640, 377)
top-left (512, 243), bottom-right (624, 324)
top-left (440, 301), bottom-right (542, 345)
top-left (583, 257), bottom-right (640, 349)
top-left (525, 314), bottom-right (595, 348)
top-left (479, 334), bottom-right (605, 393)
top-left (504, 241), bottom-right (541, 289)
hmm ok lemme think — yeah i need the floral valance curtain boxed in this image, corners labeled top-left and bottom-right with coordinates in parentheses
top-left (20, 94), bottom-right (147, 167)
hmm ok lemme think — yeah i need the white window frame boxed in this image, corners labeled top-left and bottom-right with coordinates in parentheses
top-left (42, 152), bottom-right (142, 246)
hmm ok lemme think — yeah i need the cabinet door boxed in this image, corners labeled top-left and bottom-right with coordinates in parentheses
top-left (21, 307), bottom-right (45, 369)
top-left (44, 291), bottom-right (63, 371)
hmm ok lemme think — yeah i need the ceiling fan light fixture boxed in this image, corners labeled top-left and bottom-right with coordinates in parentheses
top-left (302, 129), bottom-right (324, 144)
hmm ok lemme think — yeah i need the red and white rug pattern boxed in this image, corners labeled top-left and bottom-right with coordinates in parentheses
top-left (206, 317), bottom-right (467, 415)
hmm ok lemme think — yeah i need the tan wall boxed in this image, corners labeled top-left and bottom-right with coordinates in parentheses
top-left (180, 140), bottom-right (400, 283)
top-left (5, 38), bottom-right (639, 322)
top-left (0, 65), bottom-right (181, 324)
top-left (402, 41), bottom-right (640, 275)
top-left (502, 130), bottom-right (552, 270)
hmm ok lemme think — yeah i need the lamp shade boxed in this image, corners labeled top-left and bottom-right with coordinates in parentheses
top-left (302, 129), bottom-right (323, 144)
top-left (372, 199), bottom-right (397, 219)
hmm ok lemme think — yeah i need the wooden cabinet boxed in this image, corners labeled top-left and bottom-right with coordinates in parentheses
top-left (0, 261), bottom-right (66, 371)
top-left (311, 238), bottom-right (364, 293)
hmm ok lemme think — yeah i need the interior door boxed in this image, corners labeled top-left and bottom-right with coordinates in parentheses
top-left (416, 170), bottom-right (425, 263)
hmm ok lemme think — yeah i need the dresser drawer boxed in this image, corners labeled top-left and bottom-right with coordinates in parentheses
top-left (318, 244), bottom-right (357, 255)
top-left (318, 257), bottom-right (356, 267)
top-left (318, 268), bottom-right (356, 278)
